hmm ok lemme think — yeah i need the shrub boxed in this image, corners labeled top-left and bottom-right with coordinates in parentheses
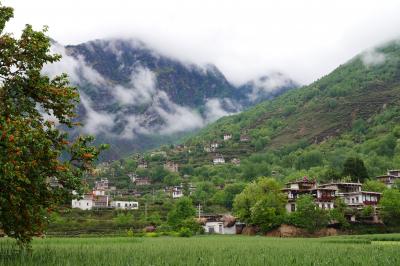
top-left (178, 227), bottom-right (192, 237)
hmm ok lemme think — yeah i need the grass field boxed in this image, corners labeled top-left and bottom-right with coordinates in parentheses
top-left (1, 235), bottom-right (400, 265)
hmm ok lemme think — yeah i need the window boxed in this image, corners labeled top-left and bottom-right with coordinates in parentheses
top-left (117, 203), bottom-right (120, 207)
top-left (356, 197), bottom-right (359, 203)
top-left (291, 204), bottom-right (296, 212)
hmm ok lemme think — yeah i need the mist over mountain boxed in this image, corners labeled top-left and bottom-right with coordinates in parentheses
top-left (43, 39), bottom-right (297, 159)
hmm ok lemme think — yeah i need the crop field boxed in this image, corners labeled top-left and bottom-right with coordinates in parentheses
top-left (0, 235), bottom-right (399, 266)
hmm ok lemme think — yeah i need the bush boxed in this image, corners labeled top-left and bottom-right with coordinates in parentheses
top-left (178, 227), bottom-right (192, 237)
top-left (126, 228), bottom-right (134, 237)
top-left (145, 232), bottom-right (159, 237)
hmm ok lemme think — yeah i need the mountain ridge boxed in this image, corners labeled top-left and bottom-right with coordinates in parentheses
top-left (44, 38), bottom-right (297, 159)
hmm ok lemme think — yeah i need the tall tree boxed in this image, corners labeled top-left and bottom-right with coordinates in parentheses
top-left (233, 177), bottom-right (286, 231)
top-left (342, 157), bottom-right (368, 182)
top-left (292, 195), bottom-right (329, 232)
top-left (0, 3), bottom-right (106, 247)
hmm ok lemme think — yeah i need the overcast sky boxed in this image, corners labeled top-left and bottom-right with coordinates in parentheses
top-left (3, 0), bottom-right (400, 85)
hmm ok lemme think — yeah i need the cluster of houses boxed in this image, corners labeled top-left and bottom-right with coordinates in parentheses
top-left (72, 178), bottom-right (140, 211)
top-left (281, 170), bottom-right (400, 222)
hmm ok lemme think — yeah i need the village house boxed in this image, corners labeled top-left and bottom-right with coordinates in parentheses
top-left (137, 159), bottom-right (148, 169)
top-left (231, 158), bottom-right (241, 165)
top-left (223, 133), bottom-right (232, 141)
top-left (164, 161), bottom-right (179, 173)
top-left (318, 182), bottom-right (381, 209)
top-left (95, 178), bottom-right (109, 190)
top-left (72, 195), bottom-right (94, 210)
top-left (133, 177), bottom-right (152, 186)
top-left (376, 170), bottom-right (400, 188)
top-left (71, 194), bottom-right (109, 210)
top-left (199, 214), bottom-right (237, 234)
top-left (111, 200), bottom-right (139, 210)
top-left (213, 154), bottom-right (225, 165)
top-left (165, 183), bottom-right (196, 199)
top-left (240, 134), bottom-right (250, 142)
top-left (282, 178), bottom-right (336, 212)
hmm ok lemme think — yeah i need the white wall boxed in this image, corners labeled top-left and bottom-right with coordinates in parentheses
top-left (111, 201), bottom-right (139, 210)
top-left (203, 222), bottom-right (236, 234)
top-left (71, 199), bottom-right (93, 210)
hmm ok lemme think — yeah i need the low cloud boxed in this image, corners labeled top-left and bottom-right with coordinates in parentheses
top-left (246, 72), bottom-right (294, 101)
top-left (113, 67), bottom-right (157, 105)
top-left (361, 49), bottom-right (386, 67)
top-left (80, 95), bottom-right (115, 135)
top-left (43, 44), bottom-right (242, 140)
top-left (43, 42), bottom-right (106, 86)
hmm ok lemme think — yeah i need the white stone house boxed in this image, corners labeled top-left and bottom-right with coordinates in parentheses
top-left (213, 155), bottom-right (225, 165)
top-left (111, 201), bottom-right (139, 210)
top-left (204, 221), bottom-right (236, 234)
top-left (223, 134), bottom-right (232, 141)
top-left (201, 214), bottom-right (237, 234)
top-left (72, 195), bottom-right (93, 210)
top-left (172, 187), bottom-right (184, 199)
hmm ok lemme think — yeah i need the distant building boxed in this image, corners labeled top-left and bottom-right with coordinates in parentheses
top-left (94, 178), bottom-right (109, 190)
top-left (71, 194), bottom-right (109, 210)
top-left (376, 170), bottom-right (400, 188)
top-left (134, 177), bottom-right (151, 186)
top-left (282, 178), bottom-right (336, 212)
top-left (213, 155), bottom-right (225, 165)
top-left (172, 186), bottom-right (184, 199)
top-left (137, 159), bottom-right (148, 169)
top-left (319, 182), bottom-right (381, 208)
top-left (164, 161), bottom-right (179, 173)
top-left (200, 214), bottom-right (237, 234)
top-left (231, 158), bottom-right (241, 165)
top-left (111, 201), bottom-right (139, 210)
top-left (72, 195), bottom-right (94, 210)
top-left (240, 134), bottom-right (250, 142)
top-left (223, 133), bottom-right (232, 141)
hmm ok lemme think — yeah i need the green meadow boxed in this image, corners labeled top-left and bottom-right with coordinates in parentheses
top-left (1, 234), bottom-right (399, 266)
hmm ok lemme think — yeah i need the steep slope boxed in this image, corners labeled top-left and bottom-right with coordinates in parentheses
top-left (190, 41), bottom-right (400, 147)
top-left (44, 39), bottom-right (297, 159)
top-left (153, 40), bottom-right (400, 181)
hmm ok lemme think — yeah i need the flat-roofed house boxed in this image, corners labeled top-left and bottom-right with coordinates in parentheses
top-left (111, 201), bottom-right (139, 210)
top-left (376, 170), bottom-right (400, 188)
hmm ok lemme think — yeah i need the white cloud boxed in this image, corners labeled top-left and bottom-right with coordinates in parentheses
top-left (113, 67), bottom-right (157, 105)
top-left (43, 43), bottom-right (106, 86)
top-left (247, 73), bottom-right (294, 101)
top-left (151, 91), bottom-right (204, 134)
top-left (5, 0), bottom-right (400, 85)
top-left (204, 98), bottom-right (234, 123)
top-left (361, 49), bottom-right (386, 67)
top-left (80, 95), bottom-right (115, 135)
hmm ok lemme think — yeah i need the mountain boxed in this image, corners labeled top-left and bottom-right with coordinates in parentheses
top-left (156, 40), bottom-right (400, 181)
top-left (44, 39), bottom-right (297, 160)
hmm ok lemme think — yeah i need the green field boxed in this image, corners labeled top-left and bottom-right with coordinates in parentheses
top-left (1, 235), bottom-right (400, 266)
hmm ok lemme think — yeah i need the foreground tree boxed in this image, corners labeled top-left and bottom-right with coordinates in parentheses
top-left (379, 189), bottom-right (400, 225)
top-left (291, 195), bottom-right (329, 232)
top-left (0, 4), bottom-right (106, 247)
top-left (233, 177), bottom-right (286, 232)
